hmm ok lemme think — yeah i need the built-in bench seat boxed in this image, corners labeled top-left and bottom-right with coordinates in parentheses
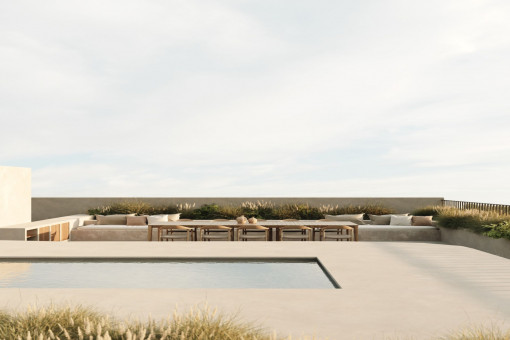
top-left (71, 225), bottom-right (156, 241)
top-left (70, 223), bottom-right (440, 242)
top-left (357, 225), bottom-right (440, 241)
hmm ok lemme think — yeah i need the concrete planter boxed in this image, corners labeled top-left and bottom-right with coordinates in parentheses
top-left (439, 226), bottom-right (510, 259)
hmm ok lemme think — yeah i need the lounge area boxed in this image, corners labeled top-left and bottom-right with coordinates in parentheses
top-left (68, 212), bottom-right (440, 242)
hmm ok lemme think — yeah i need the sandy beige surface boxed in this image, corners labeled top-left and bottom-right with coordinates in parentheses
top-left (0, 241), bottom-right (509, 339)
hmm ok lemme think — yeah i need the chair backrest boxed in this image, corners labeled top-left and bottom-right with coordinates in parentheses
top-left (280, 225), bottom-right (311, 230)
top-left (238, 225), bottom-right (268, 230)
top-left (201, 225), bottom-right (232, 230)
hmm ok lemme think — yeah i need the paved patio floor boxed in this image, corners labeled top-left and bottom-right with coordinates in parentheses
top-left (1, 241), bottom-right (509, 339)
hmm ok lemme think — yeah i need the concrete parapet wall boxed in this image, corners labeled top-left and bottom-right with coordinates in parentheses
top-left (0, 166), bottom-right (31, 226)
top-left (358, 226), bottom-right (440, 242)
top-left (439, 227), bottom-right (510, 259)
top-left (32, 197), bottom-right (444, 221)
top-left (0, 214), bottom-right (92, 241)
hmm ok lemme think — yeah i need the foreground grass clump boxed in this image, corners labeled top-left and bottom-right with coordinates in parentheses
top-left (439, 324), bottom-right (510, 340)
top-left (88, 200), bottom-right (393, 220)
top-left (0, 305), bottom-right (278, 340)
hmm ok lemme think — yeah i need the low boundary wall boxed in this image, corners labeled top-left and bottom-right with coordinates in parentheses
top-left (439, 227), bottom-right (510, 259)
top-left (32, 197), bottom-right (444, 221)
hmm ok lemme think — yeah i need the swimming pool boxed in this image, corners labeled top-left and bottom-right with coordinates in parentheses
top-left (0, 258), bottom-right (339, 289)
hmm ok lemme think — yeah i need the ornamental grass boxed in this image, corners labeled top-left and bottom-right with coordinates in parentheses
top-left (0, 305), bottom-right (281, 340)
top-left (87, 201), bottom-right (393, 221)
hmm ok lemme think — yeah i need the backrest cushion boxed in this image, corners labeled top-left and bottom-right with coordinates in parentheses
top-left (96, 214), bottom-right (134, 225)
top-left (83, 220), bottom-right (98, 226)
top-left (168, 213), bottom-right (181, 222)
top-left (127, 216), bottom-right (148, 226)
top-left (324, 214), bottom-right (365, 224)
top-left (369, 215), bottom-right (391, 225)
top-left (369, 214), bottom-right (409, 225)
top-left (412, 216), bottom-right (434, 226)
top-left (390, 215), bottom-right (413, 226)
top-left (147, 215), bottom-right (169, 224)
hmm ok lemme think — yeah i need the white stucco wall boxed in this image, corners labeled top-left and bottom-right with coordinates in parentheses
top-left (0, 166), bottom-right (31, 226)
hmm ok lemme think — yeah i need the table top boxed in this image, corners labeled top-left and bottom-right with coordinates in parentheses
top-left (149, 220), bottom-right (358, 227)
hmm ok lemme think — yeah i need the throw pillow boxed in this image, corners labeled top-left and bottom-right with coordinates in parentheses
top-left (324, 214), bottom-right (365, 224)
top-left (412, 216), bottom-right (434, 226)
top-left (147, 215), bottom-right (169, 225)
top-left (390, 215), bottom-right (413, 226)
top-left (127, 216), bottom-right (148, 226)
top-left (369, 214), bottom-right (409, 225)
top-left (369, 215), bottom-right (391, 225)
top-left (168, 213), bottom-right (181, 222)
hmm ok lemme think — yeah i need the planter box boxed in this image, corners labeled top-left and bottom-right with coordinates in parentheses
top-left (439, 226), bottom-right (510, 259)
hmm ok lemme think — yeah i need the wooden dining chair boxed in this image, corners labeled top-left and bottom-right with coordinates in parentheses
top-left (199, 225), bottom-right (234, 241)
top-left (163, 219), bottom-right (193, 237)
top-left (282, 218), bottom-right (308, 237)
top-left (279, 225), bottom-right (313, 241)
top-left (237, 225), bottom-right (269, 241)
top-left (319, 225), bottom-right (354, 241)
top-left (159, 225), bottom-right (193, 242)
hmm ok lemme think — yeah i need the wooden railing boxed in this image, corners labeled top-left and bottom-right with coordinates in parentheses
top-left (443, 200), bottom-right (510, 215)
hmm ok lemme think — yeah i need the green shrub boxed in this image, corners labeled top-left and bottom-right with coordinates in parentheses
top-left (482, 221), bottom-right (510, 240)
top-left (0, 305), bottom-right (277, 340)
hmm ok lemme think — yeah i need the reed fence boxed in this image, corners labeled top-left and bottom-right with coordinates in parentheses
top-left (443, 200), bottom-right (510, 215)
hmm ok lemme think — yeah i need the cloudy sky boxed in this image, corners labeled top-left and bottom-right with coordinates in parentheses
top-left (1, 0), bottom-right (509, 203)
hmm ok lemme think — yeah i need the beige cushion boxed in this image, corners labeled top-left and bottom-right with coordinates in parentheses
top-left (369, 215), bottom-right (391, 225)
top-left (96, 214), bottom-right (134, 225)
top-left (147, 215), bottom-right (169, 224)
top-left (168, 213), bottom-right (181, 222)
top-left (369, 214), bottom-right (409, 225)
top-left (83, 220), bottom-right (98, 226)
top-left (412, 216), bottom-right (434, 226)
top-left (127, 216), bottom-right (148, 226)
top-left (324, 214), bottom-right (365, 224)
top-left (390, 215), bottom-right (413, 226)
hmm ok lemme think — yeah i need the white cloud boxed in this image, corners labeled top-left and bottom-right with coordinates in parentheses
top-left (1, 0), bottom-right (510, 203)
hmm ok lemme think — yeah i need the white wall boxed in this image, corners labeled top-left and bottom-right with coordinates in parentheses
top-left (0, 166), bottom-right (31, 226)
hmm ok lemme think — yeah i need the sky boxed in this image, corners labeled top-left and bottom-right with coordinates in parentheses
top-left (1, 0), bottom-right (509, 203)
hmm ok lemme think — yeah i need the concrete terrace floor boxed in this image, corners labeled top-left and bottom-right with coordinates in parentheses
top-left (0, 241), bottom-right (510, 339)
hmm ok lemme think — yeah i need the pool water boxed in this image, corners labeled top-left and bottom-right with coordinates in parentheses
top-left (0, 258), bottom-right (339, 289)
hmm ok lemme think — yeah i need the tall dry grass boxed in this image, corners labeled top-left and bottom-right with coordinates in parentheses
top-left (439, 324), bottom-right (510, 340)
top-left (88, 201), bottom-right (393, 221)
top-left (0, 305), bottom-right (282, 340)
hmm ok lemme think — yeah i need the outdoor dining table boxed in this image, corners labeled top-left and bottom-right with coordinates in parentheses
top-left (148, 220), bottom-right (358, 241)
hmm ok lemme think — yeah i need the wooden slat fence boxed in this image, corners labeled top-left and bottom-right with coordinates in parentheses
top-left (443, 200), bottom-right (510, 215)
